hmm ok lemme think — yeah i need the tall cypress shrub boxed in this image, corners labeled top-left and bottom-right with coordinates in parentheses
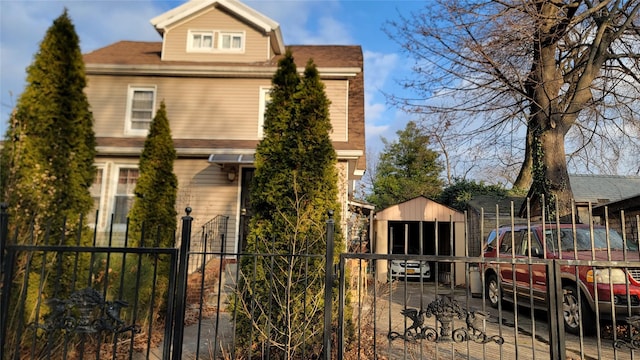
top-left (127, 101), bottom-right (177, 319)
top-left (1, 9), bottom-right (96, 241)
top-left (0, 10), bottom-right (96, 357)
top-left (233, 51), bottom-right (347, 359)
top-left (128, 101), bottom-right (177, 248)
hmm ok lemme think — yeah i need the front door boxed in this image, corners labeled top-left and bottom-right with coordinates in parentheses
top-left (238, 167), bottom-right (255, 252)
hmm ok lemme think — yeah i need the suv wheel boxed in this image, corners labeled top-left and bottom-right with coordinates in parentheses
top-left (562, 284), bottom-right (595, 335)
top-left (486, 274), bottom-right (500, 308)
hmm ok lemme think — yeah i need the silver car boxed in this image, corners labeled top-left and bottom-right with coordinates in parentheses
top-left (390, 260), bottom-right (431, 279)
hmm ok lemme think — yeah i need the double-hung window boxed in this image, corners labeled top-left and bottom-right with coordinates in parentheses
top-left (87, 168), bottom-right (104, 227)
top-left (219, 32), bottom-right (243, 50)
top-left (258, 87), bottom-right (271, 139)
top-left (125, 86), bottom-right (156, 135)
top-left (188, 30), bottom-right (214, 51)
top-left (113, 167), bottom-right (138, 227)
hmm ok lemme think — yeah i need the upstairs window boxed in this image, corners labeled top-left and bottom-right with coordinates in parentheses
top-left (187, 30), bottom-right (244, 53)
top-left (220, 32), bottom-right (243, 50)
top-left (189, 31), bottom-right (214, 51)
top-left (258, 87), bottom-right (271, 139)
top-left (125, 86), bottom-right (156, 135)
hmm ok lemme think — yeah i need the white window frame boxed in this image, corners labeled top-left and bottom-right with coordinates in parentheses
top-left (110, 166), bottom-right (139, 231)
top-left (258, 86), bottom-right (271, 139)
top-left (218, 31), bottom-right (245, 52)
top-left (187, 30), bottom-right (214, 52)
top-left (88, 166), bottom-right (105, 229)
top-left (125, 85), bottom-right (156, 136)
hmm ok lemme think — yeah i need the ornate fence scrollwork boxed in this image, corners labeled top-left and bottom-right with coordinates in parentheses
top-left (614, 315), bottom-right (640, 350)
top-left (36, 287), bottom-right (140, 335)
top-left (388, 295), bottom-right (504, 345)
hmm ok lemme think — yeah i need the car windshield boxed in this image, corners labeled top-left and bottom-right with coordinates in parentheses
top-left (545, 228), bottom-right (638, 252)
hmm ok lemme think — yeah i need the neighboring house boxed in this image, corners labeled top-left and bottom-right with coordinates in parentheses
top-left (569, 174), bottom-right (640, 223)
top-left (82, 0), bottom-right (365, 250)
top-left (592, 194), bottom-right (640, 243)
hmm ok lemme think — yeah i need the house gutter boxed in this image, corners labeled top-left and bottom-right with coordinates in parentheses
top-left (86, 64), bottom-right (360, 79)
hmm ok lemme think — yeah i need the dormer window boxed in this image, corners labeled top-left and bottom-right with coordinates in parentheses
top-left (187, 30), bottom-right (244, 53)
top-left (220, 32), bottom-right (243, 50)
top-left (189, 31), bottom-right (214, 51)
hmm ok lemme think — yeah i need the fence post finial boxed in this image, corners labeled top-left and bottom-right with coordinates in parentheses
top-left (172, 207), bottom-right (193, 359)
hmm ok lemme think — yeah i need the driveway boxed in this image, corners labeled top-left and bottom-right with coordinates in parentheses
top-left (374, 280), bottom-right (638, 360)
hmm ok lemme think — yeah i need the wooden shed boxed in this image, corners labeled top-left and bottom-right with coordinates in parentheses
top-left (373, 196), bottom-right (466, 284)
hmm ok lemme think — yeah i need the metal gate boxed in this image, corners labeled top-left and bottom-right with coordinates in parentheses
top-left (335, 216), bottom-right (640, 359)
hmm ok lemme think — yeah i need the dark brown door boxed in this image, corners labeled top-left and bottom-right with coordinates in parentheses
top-left (238, 167), bottom-right (255, 252)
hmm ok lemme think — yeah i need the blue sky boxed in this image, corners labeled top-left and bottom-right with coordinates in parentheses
top-left (0, 0), bottom-right (427, 155)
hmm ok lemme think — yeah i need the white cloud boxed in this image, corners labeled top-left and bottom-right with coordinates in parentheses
top-left (366, 102), bottom-right (386, 123)
top-left (366, 108), bottom-right (414, 155)
top-left (362, 51), bottom-right (398, 125)
top-left (302, 16), bottom-right (352, 44)
top-left (364, 51), bottom-right (398, 90)
top-left (246, 0), bottom-right (349, 45)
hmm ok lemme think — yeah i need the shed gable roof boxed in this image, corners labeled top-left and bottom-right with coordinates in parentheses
top-left (375, 196), bottom-right (464, 222)
top-left (150, 0), bottom-right (285, 55)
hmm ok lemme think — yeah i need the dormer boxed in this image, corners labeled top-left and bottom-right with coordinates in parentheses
top-left (150, 0), bottom-right (285, 63)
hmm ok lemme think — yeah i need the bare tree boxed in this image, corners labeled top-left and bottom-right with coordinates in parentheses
top-left (387, 0), bottom-right (640, 216)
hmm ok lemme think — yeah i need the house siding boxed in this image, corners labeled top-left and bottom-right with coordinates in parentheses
top-left (86, 75), bottom-right (349, 141)
top-left (92, 157), bottom-right (352, 253)
top-left (162, 6), bottom-right (271, 62)
top-left (83, 1), bottom-right (364, 255)
top-left (605, 212), bottom-right (640, 244)
top-left (174, 159), bottom-right (239, 254)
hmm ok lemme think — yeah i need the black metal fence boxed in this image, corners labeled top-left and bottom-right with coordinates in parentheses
top-left (5, 203), bottom-right (640, 359)
top-left (0, 209), bottom-right (182, 360)
top-left (0, 208), bottom-right (339, 360)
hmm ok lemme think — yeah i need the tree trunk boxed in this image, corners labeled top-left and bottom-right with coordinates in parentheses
top-left (531, 122), bottom-right (573, 219)
top-left (527, 2), bottom-right (575, 220)
top-left (513, 124), bottom-right (534, 191)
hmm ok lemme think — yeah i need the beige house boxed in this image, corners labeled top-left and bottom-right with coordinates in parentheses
top-left (373, 197), bottom-right (466, 284)
top-left (82, 0), bottom-right (365, 250)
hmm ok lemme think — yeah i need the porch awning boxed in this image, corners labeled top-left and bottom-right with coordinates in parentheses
top-left (207, 153), bottom-right (255, 165)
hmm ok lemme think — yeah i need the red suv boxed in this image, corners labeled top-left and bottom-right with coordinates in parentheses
top-left (483, 223), bottom-right (640, 334)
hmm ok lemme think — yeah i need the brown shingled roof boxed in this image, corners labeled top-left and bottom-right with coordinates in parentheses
top-left (83, 41), bottom-right (362, 68)
top-left (285, 45), bottom-right (362, 68)
top-left (84, 41), bottom-right (162, 65)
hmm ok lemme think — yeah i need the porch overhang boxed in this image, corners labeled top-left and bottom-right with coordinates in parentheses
top-left (207, 153), bottom-right (255, 166)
